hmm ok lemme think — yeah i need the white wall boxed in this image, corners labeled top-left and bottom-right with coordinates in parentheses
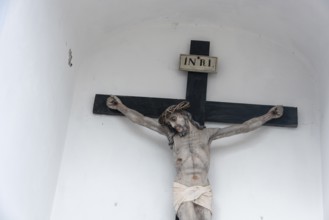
top-left (1, 1), bottom-right (328, 220)
top-left (0, 0), bottom-right (76, 219)
top-left (51, 21), bottom-right (323, 220)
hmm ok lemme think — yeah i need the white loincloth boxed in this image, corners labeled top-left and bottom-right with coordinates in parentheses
top-left (173, 182), bottom-right (213, 213)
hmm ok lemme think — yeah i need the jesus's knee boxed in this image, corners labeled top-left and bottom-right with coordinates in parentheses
top-left (177, 202), bottom-right (198, 220)
top-left (195, 204), bottom-right (212, 220)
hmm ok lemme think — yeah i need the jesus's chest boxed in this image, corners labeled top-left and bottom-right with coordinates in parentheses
top-left (173, 131), bottom-right (210, 154)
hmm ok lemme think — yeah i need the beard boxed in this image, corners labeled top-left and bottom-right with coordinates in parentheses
top-left (178, 130), bottom-right (188, 137)
top-left (175, 124), bottom-right (189, 137)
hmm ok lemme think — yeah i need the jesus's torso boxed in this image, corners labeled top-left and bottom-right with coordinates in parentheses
top-left (172, 126), bottom-right (212, 187)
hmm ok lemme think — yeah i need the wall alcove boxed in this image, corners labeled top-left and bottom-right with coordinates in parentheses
top-left (0, 1), bottom-right (329, 220)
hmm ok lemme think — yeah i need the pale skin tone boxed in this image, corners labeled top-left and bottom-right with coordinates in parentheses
top-left (106, 96), bottom-right (283, 220)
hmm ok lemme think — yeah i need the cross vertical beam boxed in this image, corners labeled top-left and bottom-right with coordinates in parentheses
top-left (185, 40), bottom-right (210, 125)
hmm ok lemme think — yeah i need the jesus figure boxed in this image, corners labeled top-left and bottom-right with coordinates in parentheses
top-left (106, 95), bottom-right (283, 220)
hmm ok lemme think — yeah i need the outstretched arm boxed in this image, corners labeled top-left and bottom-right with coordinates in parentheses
top-left (209, 106), bottom-right (284, 141)
top-left (106, 96), bottom-right (170, 136)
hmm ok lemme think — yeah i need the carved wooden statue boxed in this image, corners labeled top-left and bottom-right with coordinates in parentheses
top-left (107, 95), bottom-right (283, 220)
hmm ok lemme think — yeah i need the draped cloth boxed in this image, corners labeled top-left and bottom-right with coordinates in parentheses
top-left (173, 182), bottom-right (213, 213)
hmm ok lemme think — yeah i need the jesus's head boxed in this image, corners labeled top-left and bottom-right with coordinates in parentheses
top-left (159, 101), bottom-right (205, 137)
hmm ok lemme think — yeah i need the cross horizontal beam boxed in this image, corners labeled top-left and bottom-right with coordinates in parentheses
top-left (93, 94), bottom-right (298, 127)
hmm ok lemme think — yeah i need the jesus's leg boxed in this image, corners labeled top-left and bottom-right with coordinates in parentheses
top-left (195, 204), bottom-right (212, 220)
top-left (177, 202), bottom-right (198, 220)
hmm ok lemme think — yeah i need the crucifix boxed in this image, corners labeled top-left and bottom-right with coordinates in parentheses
top-left (93, 40), bottom-right (298, 220)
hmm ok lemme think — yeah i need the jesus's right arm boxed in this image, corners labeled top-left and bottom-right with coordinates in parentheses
top-left (106, 96), bottom-right (171, 137)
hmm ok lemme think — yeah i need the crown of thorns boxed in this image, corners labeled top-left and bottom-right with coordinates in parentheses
top-left (159, 101), bottom-right (190, 125)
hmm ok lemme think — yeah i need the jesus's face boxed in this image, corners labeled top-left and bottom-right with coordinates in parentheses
top-left (167, 113), bottom-right (189, 136)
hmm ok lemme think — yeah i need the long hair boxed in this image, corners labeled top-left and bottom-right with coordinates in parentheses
top-left (158, 101), bottom-right (205, 147)
top-left (164, 110), bottom-right (205, 146)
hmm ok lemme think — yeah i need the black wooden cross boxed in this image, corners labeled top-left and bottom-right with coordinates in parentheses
top-left (93, 40), bottom-right (298, 128)
top-left (93, 40), bottom-right (297, 220)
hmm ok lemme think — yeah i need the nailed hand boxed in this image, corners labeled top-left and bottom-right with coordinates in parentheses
top-left (106, 95), bottom-right (122, 110)
top-left (268, 105), bottom-right (284, 119)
